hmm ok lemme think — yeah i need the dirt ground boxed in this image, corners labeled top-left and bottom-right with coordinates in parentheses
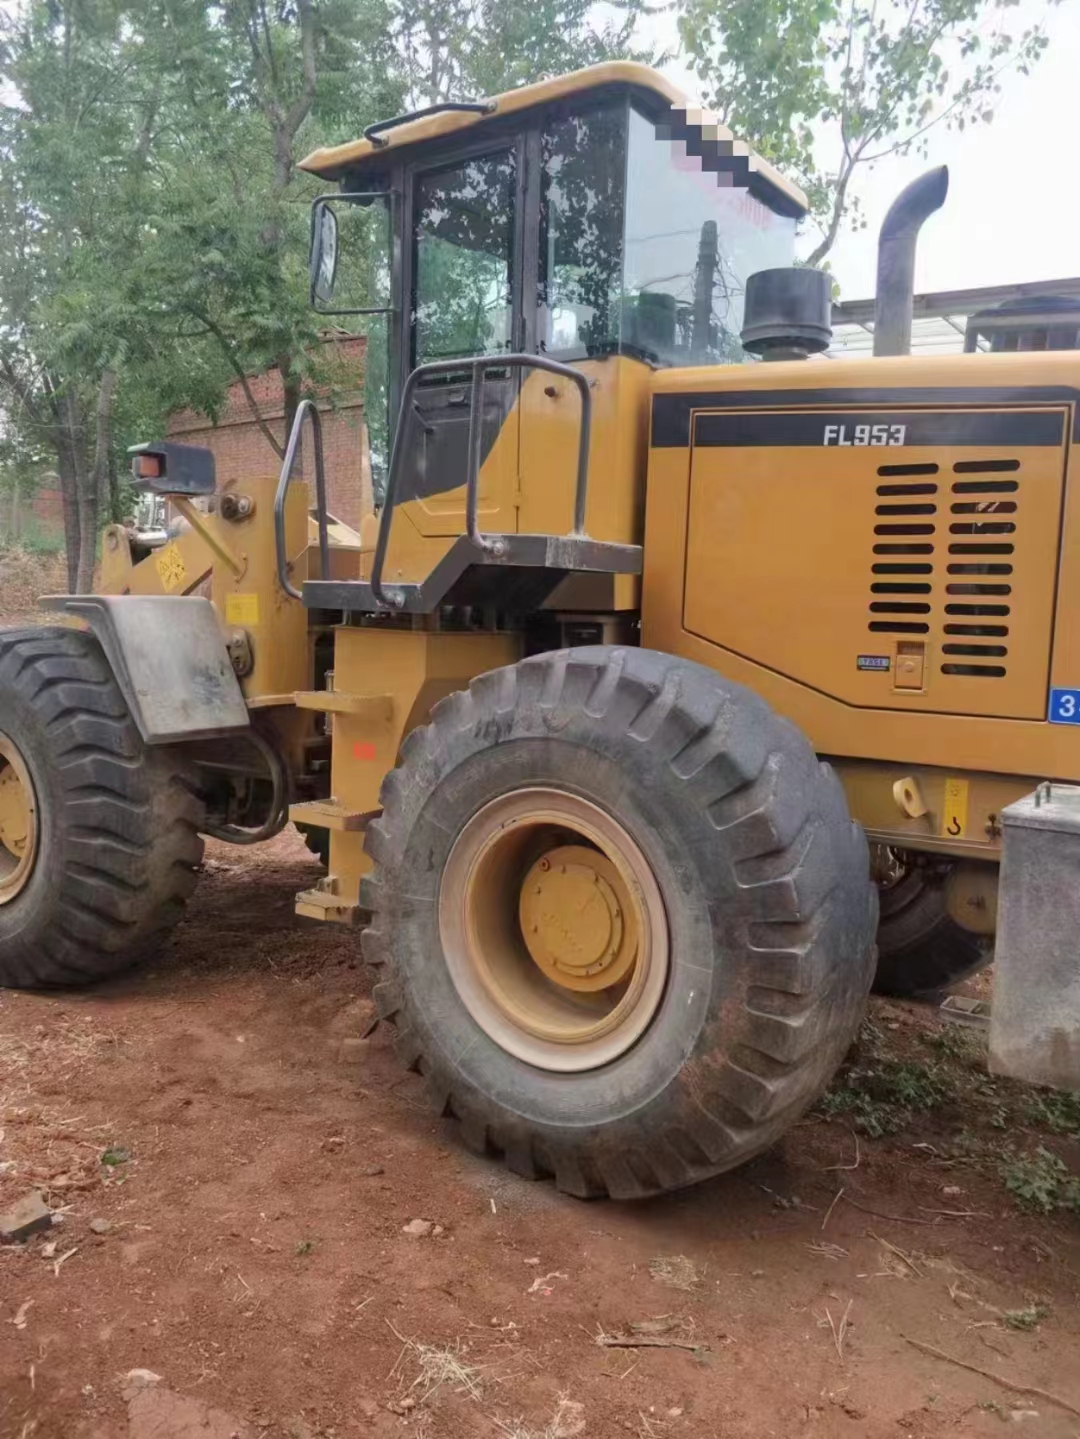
top-left (2, 829), bottom-right (1079, 1439)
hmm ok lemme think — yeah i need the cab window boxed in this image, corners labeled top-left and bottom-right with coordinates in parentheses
top-left (412, 149), bottom-right (518, 364)
top-left (538, 105), bottom-right (627, 360)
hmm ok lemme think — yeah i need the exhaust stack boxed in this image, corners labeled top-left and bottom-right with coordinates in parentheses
top-left (873, 166), bottom-right (949, 357)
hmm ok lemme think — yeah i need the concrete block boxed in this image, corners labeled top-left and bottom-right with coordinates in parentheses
top-left (990, 784), bottom-right (1080, 1090)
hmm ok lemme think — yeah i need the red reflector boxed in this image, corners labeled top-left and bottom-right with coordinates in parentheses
top-left (353, 741), bottom-right (377, 762)
top-left (133, 454), bottom-right (163, 479)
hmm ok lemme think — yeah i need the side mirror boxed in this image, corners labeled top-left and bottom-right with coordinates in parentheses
top-left (310, 201), bottom-right (339, 306)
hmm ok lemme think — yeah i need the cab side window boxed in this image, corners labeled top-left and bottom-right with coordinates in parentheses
top-left (412, 149), bottom-right (517, 365)
top-left (538, 106), bottom-right (627, 360)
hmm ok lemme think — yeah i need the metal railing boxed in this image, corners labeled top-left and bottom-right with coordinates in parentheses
top-left (274, 398), bottom-right (331, 602)
top-left (369, 354), bottom-right (592, 610)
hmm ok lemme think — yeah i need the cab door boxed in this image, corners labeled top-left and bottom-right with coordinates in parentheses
top-left (394, 143), bottom-right (523, 539)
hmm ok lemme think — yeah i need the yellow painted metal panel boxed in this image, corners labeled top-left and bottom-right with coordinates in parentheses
top-left (682, 410), bottom-right (1066, 720)
top-left (517, 355), bottom-right (650, 548)
top-left (641, 351), bottom-right (1080, 800)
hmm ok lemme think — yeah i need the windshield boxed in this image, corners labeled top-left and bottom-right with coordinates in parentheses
top-left (622, 106), bottom-right (796, 365)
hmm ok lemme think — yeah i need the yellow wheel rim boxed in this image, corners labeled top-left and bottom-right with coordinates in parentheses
top-left (0, 734), bottom-right (37, 904)
top-left (438, 788), bottom-right (669, 1072)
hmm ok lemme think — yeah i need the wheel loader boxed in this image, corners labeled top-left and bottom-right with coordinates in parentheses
top-left (1, 62), bottom-right (1077, 1197)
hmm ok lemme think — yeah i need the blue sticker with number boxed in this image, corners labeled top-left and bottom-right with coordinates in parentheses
top-left (1049, 688), bottom-right (1080, 724)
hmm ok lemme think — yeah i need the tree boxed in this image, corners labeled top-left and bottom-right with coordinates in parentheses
top-left (0, 0), bottom-right (403, 587)
top-left (677, 0), bottom-right (1058, 265)
top-left (390, 0), bottom-right (650, 108)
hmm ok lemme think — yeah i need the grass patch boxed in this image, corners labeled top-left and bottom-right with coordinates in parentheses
top-left (1002, 1303), bottom-right (1049, 1332)
top-left (819, 1014), bottom-right (1080, 1212)
top-left (820, 1054), bottom-right (949, 1136)
top-left (926, 1025), bottom-right (987, 1067)
top-left (1019, 1090), bottom-right (1080, 1137)
top-left (1001, 1148), bottom-right (1080, 1215)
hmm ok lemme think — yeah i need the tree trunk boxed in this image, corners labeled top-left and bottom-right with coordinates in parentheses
top-left (75, 369), bottom-right (117, 593)
top-left (280, 357), bottom-right (301, 452)
top-left (108, 448), bottom-right (122, 524)
top-left (57, 391), bottom-right (84, 592)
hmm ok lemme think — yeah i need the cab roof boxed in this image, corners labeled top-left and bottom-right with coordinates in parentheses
top-left (298, 62), bottom-right (807, 218)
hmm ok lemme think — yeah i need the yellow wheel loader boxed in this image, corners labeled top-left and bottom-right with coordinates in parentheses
top-left (1, 63), bottom-right (1076, 1196)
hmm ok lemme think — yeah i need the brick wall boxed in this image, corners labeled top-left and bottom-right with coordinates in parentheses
top-left (167, 335), bottom-right (371, 528)
top-left (31, 477), bottom-right (64, 536)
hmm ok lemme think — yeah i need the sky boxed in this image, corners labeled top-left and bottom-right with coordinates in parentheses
top-left (648, 0), bottom-right (1080, 304)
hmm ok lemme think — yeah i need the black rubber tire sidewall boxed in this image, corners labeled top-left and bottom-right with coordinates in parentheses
top-left (874, 866), bottom-right (992, 997)
top-left (365, 647), bottom-right (877, 1196)
top-left (0, 628), bottom-right (205, 988)
top-left (377, 736), bottom-right (716, 1128)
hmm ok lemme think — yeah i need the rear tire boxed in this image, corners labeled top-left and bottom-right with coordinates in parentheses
top-left (874, 861), bottom-right (992, 997)
top-left (0, 627), bottom-right (205, 988)
top-left (362, 647), bottom-right (877, 1198)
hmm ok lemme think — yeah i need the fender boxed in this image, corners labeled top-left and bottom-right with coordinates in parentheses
top-left (40, 594), bottom-right (249, 744)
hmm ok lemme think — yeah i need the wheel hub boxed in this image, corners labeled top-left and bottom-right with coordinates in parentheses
top-left (518, 845), bottom-right (637, 991)
top-left (0, 735), bottom-right (37, 903)
top-left (438, 788), bottom-right (669, 1073)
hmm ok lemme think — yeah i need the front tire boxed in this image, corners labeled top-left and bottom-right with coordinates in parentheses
top-left (362, 647), bottom-right (877, 1198)
top-left (0, 628), bottom-right (205, 988)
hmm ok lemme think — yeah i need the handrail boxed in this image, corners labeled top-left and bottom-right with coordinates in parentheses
top-left (364, 100), bottom-right (496, 149)
top-left (274, 398), bottom-right (330, 602)
top-left (369, 354), bottom-right (592, 611)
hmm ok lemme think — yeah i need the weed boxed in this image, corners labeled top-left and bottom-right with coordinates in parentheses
top-left (927, 1026), bottom-right (986, 1067)
top-left (1000, 1148), bottom-right (1080, 1214)
top-left (100, 1145), bottom-right (130, 1167)
top-left (979, 1400), bottom-right (1009, 1419)
top-left (820, 1058), bottom-right (948, 1136)
top-left (295, 1238), bottom-right (316, 1256)
top-left (1002, 1303), bottom-right (1049, 1331)
top-left (1020, 1090), bottom-right (1080, 1137)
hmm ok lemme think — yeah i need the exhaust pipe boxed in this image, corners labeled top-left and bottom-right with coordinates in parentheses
top-left (873, 166), bottom-right (949, 357)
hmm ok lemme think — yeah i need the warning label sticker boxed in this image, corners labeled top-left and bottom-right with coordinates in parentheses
top-left (225, 592), bottom-right (260, 625)
top-left (155, 543), bottom-right (187, 593)
top-left (941, 777), bottom-right (969, 839)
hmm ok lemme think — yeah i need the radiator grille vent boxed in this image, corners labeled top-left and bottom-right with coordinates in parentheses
top-left (868, 465), bottom-right (937, 635)
top-left (868, 459), bottom-right (1018, 676)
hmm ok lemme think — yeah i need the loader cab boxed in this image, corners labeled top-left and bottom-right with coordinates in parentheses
top-left (299, 64), bottom-right (806, 563)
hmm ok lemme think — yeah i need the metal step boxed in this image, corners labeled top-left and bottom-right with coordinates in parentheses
top-left (293, 691), bottom-right (392, 719)
top-left (294, 881), bottom-right (360, 924)
top-left (289, 800), bottom-right (374, 832)
top-left (302, 533), bottom-right (642, 615)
